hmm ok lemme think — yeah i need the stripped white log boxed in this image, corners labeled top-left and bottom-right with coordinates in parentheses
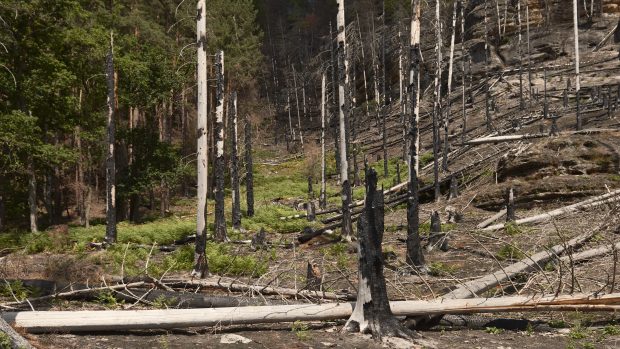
top-left (462, 133), bottom-right (546, 145)
top-left (6, 293), bottom-right (620, 333)
top-left (482, 189), bottom-right (620, 231)
top-left (560, 242), bottom-right (620, 264)
top-left (593, 24), bottom-right (618, 52)
top-left (444, 227), bottom-right (602, 299)
top-left (476, 208), bottom-right (507, 229)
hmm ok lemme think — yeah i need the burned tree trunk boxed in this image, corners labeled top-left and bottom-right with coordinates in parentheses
top-left (484, 0), bottom-right (492, 131)
top-left (213, 50), bottom-right (228, 242)
top-left (506, 187), bottom-right (516, 222)
top-left (229, 92), bottom-right (241, 231)
top-left (306, 261), bottom-right (322, 291)
top-left (292, 64), bottom-right (304, 153)
top-left (337, 0), bottom-right (353, 239)
top-left (518, 0), bottom-right (524, 110)
top-left (343, 167), bottom-right (416, 340)
top-left (320, 74), bottom-right (327, 210)
top-left (461, 0), bottom-right (467, 143)
top-left (105, 31), bottom-right (117, 244)
top-left (574, 0), bottom-right (582, 130)
top-left (406, 0), bottom-right (425, 269)
top-left (381, 1), bottom-right (388, 178)
top-left (432, 0), bottom-right (442, 202)
top-left (194, 0), bottom-right (209, 278)
top-left (444, 0), bottom-right (458, 171)
top-left (245, 113), bottom-right (255, 218)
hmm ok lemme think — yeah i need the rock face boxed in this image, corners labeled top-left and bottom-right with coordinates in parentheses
top-left (474, 133), bottom-right (620, 210)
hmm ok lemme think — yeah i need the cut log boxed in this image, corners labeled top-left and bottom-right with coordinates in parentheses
top-left (7, 292), bottom-right (620, 333)
top-left (482, 189), bottom-right (620, 231)
top-left (559, 242), bottom-right (620, 264)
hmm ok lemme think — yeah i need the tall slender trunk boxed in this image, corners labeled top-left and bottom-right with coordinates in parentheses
top-left (194, 0), bottom-right (209, 278)
top-left (406, 0), bottom-right (424, 268)
top-left (484, 0), bottom-right (492, 131)
top-left (433, 0), bottom-right (442, 202)
top-left (105, 31), bottom-right (117, 244)
top-left (28, 159), bottom-right (37, 233)
top-left (399, 26), bottom-right (408, 161)
top-left (573, 0), bottom-right (582, 130)
top-left (526, 5), bottom-right (532, 110)
top-left (444, 0), bottom-right (458, 171)
top-left (461, 0), bottom-right (467, 143)
top-left (214, 50), bottom-right (227, 242)
top-left (356, 11), bottom-right (371, 122)
top-left (337, 0), bottom-right (352, 239)
top-left (381, 1), bottom-right (388, 178)
top-left (229, 91), bottom-right (241, 230)
top-left (329, 22), bottom-right (341, 177)
top-left (292, 65), bottom-right (304, 153)
top-left (245, 114), bottom-right (255, 217)
top-left (518, 0), bottom-right (524, 110)
top-left (320, 74), bottom-right (327, 210)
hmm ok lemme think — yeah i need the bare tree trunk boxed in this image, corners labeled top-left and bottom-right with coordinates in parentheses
top-left (356, 11), bottom-right (371, 123)
top-left (518, 0), bottom-right (524, 110)
top-left (292, 64), bottom-right (304, 153)
top-left (194, 0), bottom-right (209, 278)
top-left (28, 159), bottom-right (37, 233)
top-left (214, 50), bottom-right (228, 242)
top-left (320, 74), bottom-right (327, 210)
top-left (461, 0), bottom-right (467, 143)
top-left (343, 167), bottom-right (417, 340)
top-left (526, 5), bottom-right (532, 110)
top-left (574, 0), bottom-right (582, 130)
top-left (337, 0), bottom-right (352, 239)
top-left (245, 114), bottom-right (255, 217)
top-left (484, 0), bottom-right (492, 131)
top-left (444, 1), bottom-right (458, 171)
top-left (399, 26), bottom-right (408, 161)
top-left (229, 91), bottom-right (241, 230)
top-left (406, 0), bottom-right (425, 268)
top-left (433, 0), bottom-right (442, 202)
top-left (381, 1), bottom-right (388, 178)
top-left (105, 31), bottom-right (117, 244)
top-left (506, 187), bottom-right (515, 222)
top-left (330, 22), bottom-right (341, 177)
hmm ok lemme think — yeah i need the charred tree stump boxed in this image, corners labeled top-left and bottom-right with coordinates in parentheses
top-left (430, 210), bottom-right (441, 233)
top-left (427, 210), bottom-right (448, 252)
top-left (250, 228), bottom-right (266, 251)
top-left (449, 175), bottom-right (458, 200)
top-left (343, 167), bottom-right (417, 340)
top-left (229, 92), bottom-right (241, 230)
top-left (213, 51), bottom-right (227, 242)
top-left (307, 201), bottom-right (316, 222)
top-left (306, 261), bottom-right (322, 291)
top-left (506, 187), bottom-right (516, 222)
top-left (245, 114), bottom-right (255, 217)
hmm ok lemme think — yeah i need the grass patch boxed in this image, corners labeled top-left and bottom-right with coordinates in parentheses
top-left (504, 222), bottom-right (523, 235)
top-left (496, 244), bottom-right (525, 261)
top-left (428, 262), bottom-right (457, 276)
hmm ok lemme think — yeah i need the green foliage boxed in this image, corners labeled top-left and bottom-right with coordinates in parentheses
top-left (428, 262), bottom-right (456, 277)
top-left (206, 243), bottom-right (268, 276)
top-left (504, 222), bottom-right (523, 235)
top-left (419, 152), bottom-right (434, 168)
top-left (496, 244), bottom-right (525, 261)
top-left (0, 331), bottom-right (11, 349)
top-left (485, 326), bottom-right (504, 335)
top-left (152, 295), bottom-right (178, 309)
top-left (603, 325), bottom-right (620, 336)
top-left (291, 320), bottom-right (310, 341)
top-left (569, 324), bottom-right (591, 340)
top-left (0, 280), bottom-right (33, 301)
top-left (549, 319), bottom-right (568, 328)
top-left (96, 290), bottom-right (124, 309)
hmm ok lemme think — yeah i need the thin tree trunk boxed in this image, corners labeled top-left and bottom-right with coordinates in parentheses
top-left (214, 50), bottom-right (227, 242)
top-left (337, 0), bottom-right (352, 239)
top-left (330, 22), bottom-right (341, 177)
top-left (28, 159), bottom-right (37, 233)
top-left (526, 5), bottom-right (532, 110)
top-left (406, 0), bottom-right (425, 268)
top-left (381, 1), bottom-right (388, 178)
top-left (105, 31), bottom-right (117, 244)
top-left (518, 0), bottom-right (524, 110)
top-left (433, 0), bottom-right (442, 202)
top-left (461, 0), bottom-right (467, 143)
top-left (194, 0), bottom-right (209, 278)
top-left (485, 0), bottom-right (492, 131)
top-left (229, 92), bottom-right (241, 230)
top-left (320, 74), bottom-right (327, 210)
top-left (574, 0), bottom-right (582, 130)
top-left (245, 114), bottom-right (255, 217)
top-left (444, 1), bottom-right (458, 171)
top-left (292, 65), bottom-right (304, 153)
top-left (356, 11), bottom-right (371, 123)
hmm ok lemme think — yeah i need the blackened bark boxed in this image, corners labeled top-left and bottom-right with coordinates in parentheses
top-left (449, 175), bottom-right (458, 200)
top-left (245, 115), bottom-right (255, 217)
top-left (214, 51), bottom-right (227, 242)
top-left (343, 167), bottom-right (416, 339)
top-left (406, 0), bottom-right (425, 269)
top-left (430, 211), bottom-right (441, 233)
top-left (105, 33), bottom-right (116, 244)
top-left (306, 261), bottom-right (322, 291)
top-left (229, 92), bottom-right (241, 230)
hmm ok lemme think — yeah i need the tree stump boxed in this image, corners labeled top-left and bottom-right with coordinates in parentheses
top-left (250, 228), bottom-right (266, 251)
top-left (506, 187), bottom-right (516, 222)
top-left (305, 261), bottom-right (322, 291)
top-left (343, 167), bottom-right (418, 340)
top-left (448, 175), bottom-right (458, 200)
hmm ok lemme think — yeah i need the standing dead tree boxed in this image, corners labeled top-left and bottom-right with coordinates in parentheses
top-left (443, 0), bottom-right (458, 171)
top-left (214, 50), bottom-right (228, 242)
top-left (229, 91), bottom-right (241, 230)
top-left (320, 74), bottom-right (327, 210)
top-left (194, 0), bottom-right (209, 277)
top-left (406, 0), bottom-right (425, 269)
top-left (343, 167), bottom-right (418, 341)
top-left (460, 0), bottom-right (467, 143)
top-left (432, 0), bottom-right (442, 202)
top-left (105, 31), bottom-right (117, 245)
top-left (245, 113), bottom-right (255, 218)
top-left (336, 0), bottom-right (353, 239)
top-left (573, 0), bottom-right (582, 130)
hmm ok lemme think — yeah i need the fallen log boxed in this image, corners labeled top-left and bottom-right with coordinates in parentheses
top-left (482, 189), bottom-right (620, 231)
top-left (559, 242), bottom-right (620, 265)
top-left (6, 292), bottom-right (620, 333)
top-left (0, 317), bottom-right (34, 348)
top-left (476, 209), bottom-right (507, 229)
top-left (460, 133), bottom-right (547, 146)
top-left (443, 227), bottom-right (600, 299)
top-left (593, 24), bottom-right (619, 52)
top-left (162, 279), bottom-right (355, 301)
